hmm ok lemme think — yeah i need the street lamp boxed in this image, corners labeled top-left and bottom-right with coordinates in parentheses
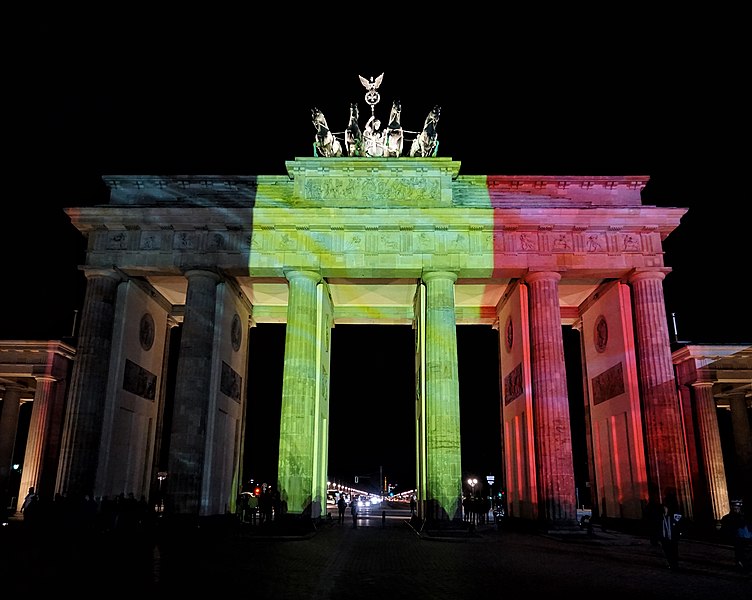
top-left (467, 477), bottom-right (478, 497)
top-left (156, 471), bottom-right (167, 514)
top-left (487, 474), bottom-right (495, 522)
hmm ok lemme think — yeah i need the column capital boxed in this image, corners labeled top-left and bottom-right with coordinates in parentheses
top-left (82, 267), bottom-right (124, 282)
top-left (691, 380), bottom-right (716, 389)
top-left (183, 268), bottom-right (222, 283)
top-left (523, 270), bottom-right (561, 284)
top-left (33, 375), bottom-right (58, 384)
top-left (628, 268), bottom-right (671, 284)
top-left (421, 270), bottom-right (457, 284)
top-left (284, 269), bottom-right (322, 284)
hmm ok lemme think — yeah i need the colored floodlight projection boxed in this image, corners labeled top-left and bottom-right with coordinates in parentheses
top-left (247, 161), bottom-right (501, 520)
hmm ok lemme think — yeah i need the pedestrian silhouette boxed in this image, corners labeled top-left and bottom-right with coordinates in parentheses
top-left (337, 495), bottom-right (347, 524)
top-left (720, 499), bottom-right (751, 572)
top-left (350, 496), bottom-right (359, 528)
top-left (658, 503), bottom-right (683, 570)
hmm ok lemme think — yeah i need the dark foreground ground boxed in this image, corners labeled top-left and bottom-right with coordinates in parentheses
top-left (2, 505), bottom-right (749, 598)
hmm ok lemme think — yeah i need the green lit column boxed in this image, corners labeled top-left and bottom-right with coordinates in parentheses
top-left (278, 270), bottom-right (323, 516)
top-left (422, 271), bottom-right (462, 521)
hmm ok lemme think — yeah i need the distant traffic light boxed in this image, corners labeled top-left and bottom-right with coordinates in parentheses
top-left (254, 487), bottom-right (261, 496)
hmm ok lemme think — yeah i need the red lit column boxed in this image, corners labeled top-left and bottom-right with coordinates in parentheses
top-left (691, 381), bottom-right (730, 521)
top-left (57, 268), bottom-right (123, 499)
top-left (524, 271), bottom-right (577, 527)
top-left (629, 270), bottom-right (691, 513)
top-left (167, 269), bottom-right (221, 517)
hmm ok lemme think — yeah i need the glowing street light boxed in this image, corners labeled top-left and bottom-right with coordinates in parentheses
top-left (467, 477), bottom-right (478, 497)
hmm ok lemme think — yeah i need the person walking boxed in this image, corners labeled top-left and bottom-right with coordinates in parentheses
top-left (720, 499), bottom-right (751, 572)
top-left (337, 495), bottom-right (347, 524)
top-left (658, 502), bottom-right (683, 570)
top-left (20, 486), bottom-right (39, 528)
top-left (21, 486), bottom-right (37, 512)
top-left (350, 495), bottom-right (359, 529)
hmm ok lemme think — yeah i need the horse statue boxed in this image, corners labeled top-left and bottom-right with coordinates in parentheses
top-left (344, 102), bottom-right (363, 157)
top-left (409, 105), bottom-right (441, 157)
top-left (311, 107), bottom-right (343, 157)
top-left (383, 99), bottom-right (403, 157)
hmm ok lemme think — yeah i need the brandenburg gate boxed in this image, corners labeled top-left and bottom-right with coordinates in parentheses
top-left (48, 154), bottom-right (719, 529)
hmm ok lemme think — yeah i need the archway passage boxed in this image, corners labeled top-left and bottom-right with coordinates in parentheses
top-left (243, 323), bottom-right (510, 513)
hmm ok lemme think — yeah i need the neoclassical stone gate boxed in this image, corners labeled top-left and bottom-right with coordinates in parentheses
top-left (45, 157), bottom-right (733, 527)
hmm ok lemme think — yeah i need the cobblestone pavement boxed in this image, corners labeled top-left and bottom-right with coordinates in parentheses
top-left (2, 510), bottom-right (749, 598)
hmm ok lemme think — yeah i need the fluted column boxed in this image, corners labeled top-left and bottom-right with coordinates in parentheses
top-left (16, 377), bottom-right (56, 510)
top-left (525, 271), bottom-right (577, 526)
top-left (729, 394), bottom-right (752, 502)
top-left (691, 382), bottom-right (730, 521)
top-left (57, 268), bottom-right (122, 499)
top-left (278, 270), bottom-right (321, 515)
top-left (423, 271), bottom-right (462, 521)
top-left (150, 315), bottom-right (180, 505)
top-left (629, 270), bottom-right (691, 513)
top-left (167, 269), bottom-right (221, 517)
top-left (0, 386), bottom-right (24, 511)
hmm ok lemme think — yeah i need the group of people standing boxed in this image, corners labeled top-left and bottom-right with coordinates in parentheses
top-left (336, 494), bottom-right (359, 528)
top-left (238, 487), bottom-right (281, 524)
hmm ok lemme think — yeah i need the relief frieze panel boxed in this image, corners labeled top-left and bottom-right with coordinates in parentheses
top-left (379, 231), bottom-right (401, 253)
top-left (592, 361), bottom-right (625, 405)
top-left (344, 232), bottom-right (364, 252)
top-left (302, 176), bottom-right (441, 204)
top-left (94, 223), bottom-right (650, 262)
top-left (446, 232), bottom-right (468, 253)
top-left (106, 231), bottom-right (129, 250)
top-left (173, 231), bottom-right (198, 251)
top-left (140, 232), bottom-right (161, 250)
top-left (206, 232), bottom-right (227, 251)
top-left (504, 362), bottom-right (524, 405)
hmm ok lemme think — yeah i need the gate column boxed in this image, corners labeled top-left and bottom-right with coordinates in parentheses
top-left (278, 270), bottom-right (325, 516)
top-left (166, 269), bottom-right (221, 517)
top-left (422, 271), bottom-right (462, 521)
top-left (524, 270), bottom-right (577, 527)
top-left (57, 268), bottom-right (123, 499)
top-left (630, 269), bottom-right (692, 514)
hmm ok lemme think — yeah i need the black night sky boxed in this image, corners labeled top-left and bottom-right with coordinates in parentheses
top-left (5, 16), bottom-right (748, 496)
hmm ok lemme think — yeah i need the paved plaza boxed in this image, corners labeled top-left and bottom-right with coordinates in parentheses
top-left (2, 504), bottom-right (748, 597)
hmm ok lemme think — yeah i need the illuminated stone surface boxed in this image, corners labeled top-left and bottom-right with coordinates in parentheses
top-left (49, 159), bottom-right (714, 522)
